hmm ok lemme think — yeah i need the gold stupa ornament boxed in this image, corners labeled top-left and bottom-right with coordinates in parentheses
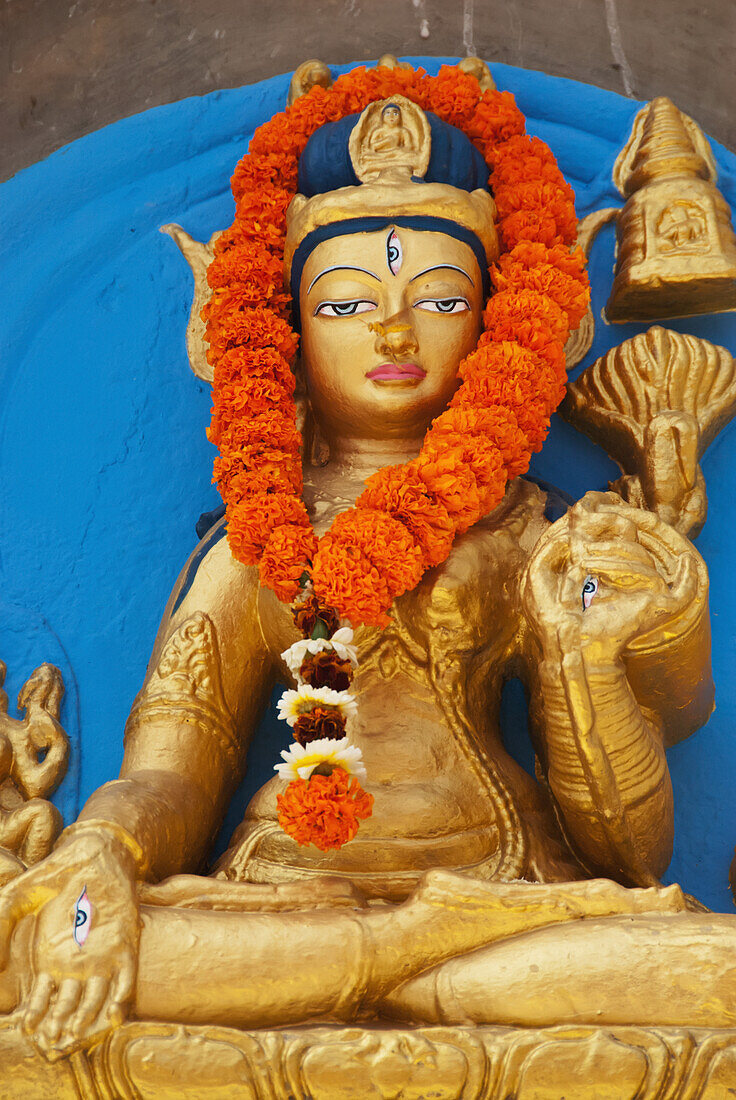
top-left (607, 96), bottom-right (736, 322)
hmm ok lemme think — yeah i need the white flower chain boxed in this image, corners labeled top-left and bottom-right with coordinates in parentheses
top-left (275, 628), bottom-right (365, 783)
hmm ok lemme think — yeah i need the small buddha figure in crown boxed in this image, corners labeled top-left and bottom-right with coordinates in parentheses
top-left (1, 61), bottom-right (736, 1084)
top-left (367, 102), bottom-right (415, 153)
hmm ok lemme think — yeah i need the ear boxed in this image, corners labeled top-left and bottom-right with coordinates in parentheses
top-left (468, 189), bottom-right (499, 263)
top-left (160, 223), bottom-right (221, 383)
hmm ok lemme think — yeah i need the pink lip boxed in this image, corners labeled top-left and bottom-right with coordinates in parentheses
top-left (366, 363), bottom-right (426, 380)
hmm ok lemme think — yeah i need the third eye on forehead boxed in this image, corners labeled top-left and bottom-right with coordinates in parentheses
top-left (386, 229), bottom-right (403, 276)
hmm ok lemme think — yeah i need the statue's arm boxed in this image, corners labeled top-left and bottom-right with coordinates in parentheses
top-left (521, 492), bottom-right (708, 886)
top-left (531, 644), bottom-right (672, 884)
top-left (78, 522), bottom-right (276, 880)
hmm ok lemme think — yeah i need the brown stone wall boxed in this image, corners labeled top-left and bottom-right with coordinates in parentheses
top-left (1, 0), bottom-right (735, 181)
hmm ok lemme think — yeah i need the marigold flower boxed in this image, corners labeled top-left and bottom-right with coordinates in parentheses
top-left (422, 432), bottom-right (505, 514)
top-left (499, 204), bottom-right (578, 251)
top-left (292, 593), bottom-right (341, 638)
top-left (204, 305), bottom-right (299, 364)
top-left (216, 460), bottom-right (303, 501)
top-left (312, 537), bottom-right (393, 628)
top-left (212, 346), bottom-right (296, 392)
top-left (429, 405), bottom-right (529, 479)
top-left (276, 767), bottom-right (374, 851)
top-left (358, 465), bottom-right (455, 568)
top-left (259, 523), bottom-right (318, 603)
top-left (293, 705), bottom-right (348, 744)
top-left (492, 243), bottom-right (590, 329)
top-left (204, 249), bottom-right (286, 300)
top-left (489, 135), bottom-right (559, 188)
top-left (298, 651), bottom-right (355, 694)
top-left (226, 494), bottom-right (311, 563)
top-left (483, 289), bottom-right (569, 344)
top-left (281, 627), bottom-right (358, 678)
top-left (412, 450), bottom-right (482, 534)
top-left (329, 509), bottom-right (424, 599)
top-left (230, 151), bottom-right (299, 199)
top-left (467, 91), bottom-right (526, 150)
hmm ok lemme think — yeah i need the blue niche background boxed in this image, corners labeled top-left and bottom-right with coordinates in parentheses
top-left (2, 58), bottom-right (736, 910)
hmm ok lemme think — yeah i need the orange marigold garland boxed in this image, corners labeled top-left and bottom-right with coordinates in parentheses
top-left (203, 62), bottom-right (590, 849)
top-left (276, 768), bottom-right (374, 852)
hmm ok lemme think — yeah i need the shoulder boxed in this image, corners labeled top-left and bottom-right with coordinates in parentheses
top-left (148, 513), bottom-right (260, 669)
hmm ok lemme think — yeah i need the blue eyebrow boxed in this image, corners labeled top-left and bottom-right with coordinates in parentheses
top-left (307, 266), bottom-right (381, 294)
top-left (409, 264), bottom-right (475, 287)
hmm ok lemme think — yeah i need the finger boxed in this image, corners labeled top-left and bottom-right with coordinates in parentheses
top-left (69, 976), bottom-right (108, 1039)
top-left (109, 960), bottom-right (135, 1010)
top-left (36, 976), bottom-right (82, 1047)
top-left (0, 889), bottom-right (26, 971)
top-left (671, 553), bottom-right (700, 606)
top-left (573, 555), bottom-right (665, 587)
top-left (569, 504), bottom-right (638, 562)
top-left (23, 972), bottom-right (54, 1032)
top-left (526, 535), bottom-right (568, 601)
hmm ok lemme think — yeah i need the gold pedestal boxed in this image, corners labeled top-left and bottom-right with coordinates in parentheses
top-left (3, 1020), bottom-right (736, 1099)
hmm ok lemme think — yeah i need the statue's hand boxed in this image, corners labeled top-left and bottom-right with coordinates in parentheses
top-left (0, 823), bottom-right (140, 1060)
top-left (523, 497), bottom-right (699, 661)
top-left (611, 411), bottom-right (707, 537)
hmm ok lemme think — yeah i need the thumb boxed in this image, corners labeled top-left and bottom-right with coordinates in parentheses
top-left (0, 866), bottom-right (56, 971)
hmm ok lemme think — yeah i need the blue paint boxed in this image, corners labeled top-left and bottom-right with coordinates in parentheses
top-left (297, 108), bottom-right (490, 195)
top-left (1, 58), bottom-right (736, 910)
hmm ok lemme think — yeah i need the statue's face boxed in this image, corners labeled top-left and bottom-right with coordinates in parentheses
top-left (299, 227), bottom-right (483, 442)
top-left (382, 105), bottom-right (401, 127)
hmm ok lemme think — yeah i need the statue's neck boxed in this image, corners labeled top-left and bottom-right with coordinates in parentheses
top-left (304, 432), bottom-right (425, 534)
top-left (322, 434), bottom-right (424, 483)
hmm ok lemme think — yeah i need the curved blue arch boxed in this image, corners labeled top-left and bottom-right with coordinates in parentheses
top-left (1, 58), bottom-right (735, 908)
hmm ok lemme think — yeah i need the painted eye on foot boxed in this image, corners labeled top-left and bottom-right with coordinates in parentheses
top-left (73, 886), bottom-right (92, 948)
top-left (581, 575), bottom-right (599, 611)
top-left (314, 300), bottom-right (376, 317)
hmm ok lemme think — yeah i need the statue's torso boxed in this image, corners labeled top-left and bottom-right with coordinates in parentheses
top-left (216, 478), bottom-right (581, 898)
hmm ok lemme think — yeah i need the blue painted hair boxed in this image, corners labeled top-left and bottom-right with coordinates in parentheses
top-left (297, 109), bottom-right (490, 196)
top-left (290, 109), bottom-right (493, 325)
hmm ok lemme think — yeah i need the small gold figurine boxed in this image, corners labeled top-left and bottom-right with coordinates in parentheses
top-left (607, 97), bottom-right (736, 321)
top-left (0, 661), bottom-right (68, 881)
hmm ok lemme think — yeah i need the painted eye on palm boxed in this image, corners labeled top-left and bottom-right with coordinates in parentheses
top-left (73, 886), bottom-right (92, 948)
top-left (581, 575), bottom-right (599, 611)
top-left (414, 298), bottom-right (470, 313)
top-left (314, 300), bottom-right (376, 317)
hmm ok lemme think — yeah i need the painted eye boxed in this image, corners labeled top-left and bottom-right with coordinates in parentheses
top-left (73, 886), bottom-right (92, 948)
top-left (581, 575), bottom-right (598, 611)
top-left (386, 230), bottom-right (403, 275)
top-left (414, 298), bottom-right (470, 314)
top-left (314, 300), bottom-right (376, 317)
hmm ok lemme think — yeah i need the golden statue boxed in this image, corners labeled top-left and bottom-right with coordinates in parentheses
top-left (3, 59), bottom-right (736, 1098)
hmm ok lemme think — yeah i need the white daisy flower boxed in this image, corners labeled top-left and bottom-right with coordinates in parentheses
top-left (274, 737), bottom-right (367, 783)
top-left (330, 627), bottom-right (359, 666)
top-left (280, 627), bottom-right (358, 679)
top-left (276, 684), bottom-right (358, 727)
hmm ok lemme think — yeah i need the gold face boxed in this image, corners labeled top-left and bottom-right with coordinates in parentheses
top-left (299, 227), bottom-right (484, 442)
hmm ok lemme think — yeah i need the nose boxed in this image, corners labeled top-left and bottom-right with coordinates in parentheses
top-left (373, 318), bottom-right (419, 359)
